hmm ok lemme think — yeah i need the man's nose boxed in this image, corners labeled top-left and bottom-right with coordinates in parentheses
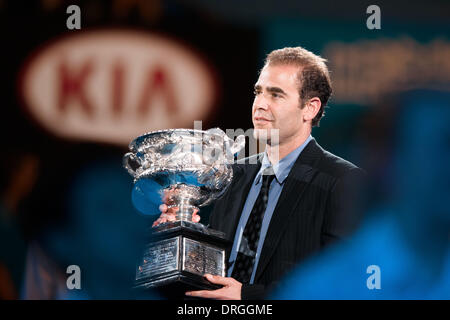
top-left (254, 95), bottom-right (270, 110)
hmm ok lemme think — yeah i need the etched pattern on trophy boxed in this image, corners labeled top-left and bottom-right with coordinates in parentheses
top-left (182, 238), bottom-right (225, 277)
top-left (136, 237), bottom-right (180, 280)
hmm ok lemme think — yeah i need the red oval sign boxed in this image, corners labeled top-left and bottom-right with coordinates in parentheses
top-left (20, 29), bottom-right (218, 145)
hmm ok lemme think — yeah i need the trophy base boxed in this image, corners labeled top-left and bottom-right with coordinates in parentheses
top-left (135, 271), bottom-right (221, 299)
top-left (134, 221), bottom-right (231, 299)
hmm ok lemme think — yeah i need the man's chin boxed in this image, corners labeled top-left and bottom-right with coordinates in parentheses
top-left (253, 128), bottom-right (279, 145)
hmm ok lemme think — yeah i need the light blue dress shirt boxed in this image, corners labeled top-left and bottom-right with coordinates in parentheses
top-left (228, 135), bottom-right (313, 283)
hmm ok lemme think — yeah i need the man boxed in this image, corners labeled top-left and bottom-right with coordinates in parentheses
top-left (156, 47), bottom-right (364, 299)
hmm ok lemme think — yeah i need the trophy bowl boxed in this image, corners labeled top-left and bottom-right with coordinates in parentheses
top-left (124, 128), bottom-right (245, 221)
top-left (123, 128), bottom-right (245, 297)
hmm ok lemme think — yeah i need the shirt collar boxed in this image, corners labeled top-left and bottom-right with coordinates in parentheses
top-left (255, 135), bottom-right (313, 185)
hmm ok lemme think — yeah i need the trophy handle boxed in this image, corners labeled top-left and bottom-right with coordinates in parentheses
top-left (230, 135), bottom-right (245, 156)
top-left (123, 152), bottom-right (141, 178)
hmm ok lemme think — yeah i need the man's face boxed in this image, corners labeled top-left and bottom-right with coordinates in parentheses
top-left (252, 64), bottom-right (306, 145)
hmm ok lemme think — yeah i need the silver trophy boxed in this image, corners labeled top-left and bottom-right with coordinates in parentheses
top-left (123, 128), bottom-right (245, 297)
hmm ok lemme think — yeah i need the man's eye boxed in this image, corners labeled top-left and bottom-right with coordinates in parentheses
top-left (272, 93), bottom-right (280, 98)
top-left (254, 90), bottom-right (261, 95)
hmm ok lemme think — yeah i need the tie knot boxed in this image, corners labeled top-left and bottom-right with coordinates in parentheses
top-left (261, 166), bottom-right (275, 188)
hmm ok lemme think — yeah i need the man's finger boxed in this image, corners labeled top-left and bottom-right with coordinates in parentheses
top-left (152, 217), bottom-right (163, 227)
top-left (167, 206), bottom-right (179, 214)
top-left (204, 274), bottom-right (233, 286)
top-left (159, 204), bottom-right (168, 213)
top-left (185, 290), bottom-right (221, 299)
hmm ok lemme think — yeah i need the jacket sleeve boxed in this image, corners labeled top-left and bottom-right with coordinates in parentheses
top-left (241, 280), bottom-right (282, 300)
top-left (241, 284), bottom-right (266, 300)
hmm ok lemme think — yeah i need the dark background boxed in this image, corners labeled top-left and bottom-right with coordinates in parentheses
top-left (0, 0), bottom-right (449, 299)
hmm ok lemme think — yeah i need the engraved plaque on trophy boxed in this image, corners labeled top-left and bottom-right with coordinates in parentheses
top-left (123, 128), bottom-right (245, 298)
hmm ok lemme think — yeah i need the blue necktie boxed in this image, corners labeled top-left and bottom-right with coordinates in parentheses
top-left (231, 167), bottom-right (275, 284)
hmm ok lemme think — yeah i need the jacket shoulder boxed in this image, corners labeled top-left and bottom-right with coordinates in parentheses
top-left (231, 153), bottom-right (262, 175)
top-left (315, 147), bottom-right (362, 179)
top-left (234, 153), bottom-right (262, 166)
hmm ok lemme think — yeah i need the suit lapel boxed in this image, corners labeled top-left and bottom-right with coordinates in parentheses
top-left (254, 139), bottom-right (323, 281)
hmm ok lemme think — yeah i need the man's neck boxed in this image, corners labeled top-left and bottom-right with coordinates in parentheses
top-left (266, 129), bottom-right (311, 164)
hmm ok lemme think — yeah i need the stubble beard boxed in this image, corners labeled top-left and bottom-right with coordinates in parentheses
top-left (253, 126), bottom-right (280, 147)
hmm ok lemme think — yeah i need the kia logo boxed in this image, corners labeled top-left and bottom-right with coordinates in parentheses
top-left (19, 29), bottom-right (218, 145)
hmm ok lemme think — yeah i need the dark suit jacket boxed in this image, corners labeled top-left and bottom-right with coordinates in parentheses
top-left (208, 138), bottom-right (365, 299)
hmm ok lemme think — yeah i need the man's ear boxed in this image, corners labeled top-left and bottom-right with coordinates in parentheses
top-left (303, 97), bottom-right (322, 122)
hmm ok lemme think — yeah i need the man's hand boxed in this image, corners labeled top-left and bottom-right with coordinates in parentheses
top-left (185, 274), bottom-right (242, 300)
top-left (152, 204), bottom-right (200, 227)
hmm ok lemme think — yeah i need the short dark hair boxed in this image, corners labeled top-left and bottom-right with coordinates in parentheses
top-left (265, 47), bottom-right (332, 127)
